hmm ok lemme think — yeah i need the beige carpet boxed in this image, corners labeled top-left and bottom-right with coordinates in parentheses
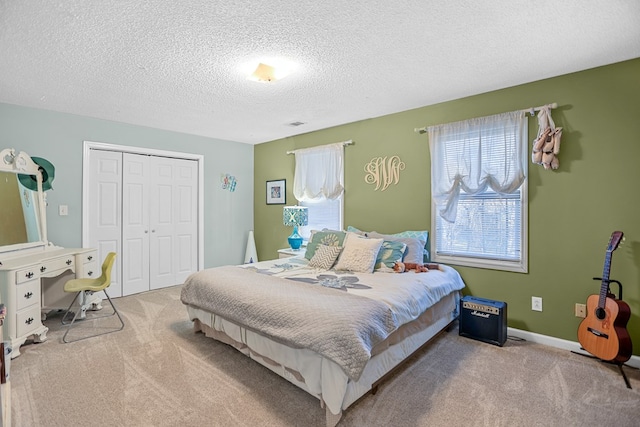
top-left (9, 285), bottom-right (640, 427)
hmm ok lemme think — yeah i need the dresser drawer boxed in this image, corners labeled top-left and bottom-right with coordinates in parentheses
top-left (16, 305), bottom-right (42, 337)
top-left (16, 279), bottom-right (40, 311)
top-left (84, 261), bottom-right (99, 278)
top-left (15, 266), bottom-right (40, 284)
top-left (81, 251), bottom-right (98, 265)
top-left (40, 256), bottom-right (75, 275)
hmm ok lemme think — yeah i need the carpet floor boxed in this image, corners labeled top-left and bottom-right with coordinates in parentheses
top-left (9, 285), bottom-right (640, 427)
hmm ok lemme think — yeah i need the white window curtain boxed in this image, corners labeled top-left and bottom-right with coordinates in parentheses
top-left (293, 142), bottom-right (344, 202)
top-left (428, 111), bottom-right (527, 223)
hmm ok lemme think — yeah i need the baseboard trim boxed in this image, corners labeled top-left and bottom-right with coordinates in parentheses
top-left (507, 327), bottom-right (640, 370)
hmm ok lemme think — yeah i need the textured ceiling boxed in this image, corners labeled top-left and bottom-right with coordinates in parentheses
top-left (1, 1), bottom-right (639, 145)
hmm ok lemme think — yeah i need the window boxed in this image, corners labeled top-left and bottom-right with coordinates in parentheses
top-left (292, 142), bottom-right (346, 240)
top-left (299, 197), bottom-right (343, 240)
top-left (428, 111), bottom-right (528, 272)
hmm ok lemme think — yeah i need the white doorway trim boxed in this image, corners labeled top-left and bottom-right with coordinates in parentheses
top-left (81, 140), bottom-right (204, 271)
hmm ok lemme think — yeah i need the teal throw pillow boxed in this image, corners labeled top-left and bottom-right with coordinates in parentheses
top-left (375, 240), bottom-right (407, 271)
top-left (304, 230), bottom-right (347, 260)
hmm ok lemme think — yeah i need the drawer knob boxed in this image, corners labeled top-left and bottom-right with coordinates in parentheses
top-left (40, 266), bottom-right (47, 273)
top-left (26, 317), bottom-right (34, 325)
top-left (87, 271), bottom-right (94, 276)
top-left (66, 259), bottom-right (72, 265)
top-left (26, 271), bottom-right (34, 279)
top-left (24, 291), bottom-right (33, 299)
top-left (88, 255), bottom-right (93, 261)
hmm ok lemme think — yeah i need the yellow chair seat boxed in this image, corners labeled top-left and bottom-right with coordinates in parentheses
top-left (64, 277), bottom-right (109, 293)
top-left (61, 252), bottom-right (124, 343)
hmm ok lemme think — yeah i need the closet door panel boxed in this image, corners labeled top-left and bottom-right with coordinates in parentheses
top-left (88, 150), bottom-right (123, 297)
top-left (122, 154), bottom-right (150, 296)
top-left (174, 159), bottom-right (198, 284)
top-left (149, 157), bottom-right (176, 289)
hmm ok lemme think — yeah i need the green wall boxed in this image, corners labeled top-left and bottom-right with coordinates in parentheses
top-left (0, 103), bottom-right (254, 268)
top-left (254, 58), bottom-right (640, 352)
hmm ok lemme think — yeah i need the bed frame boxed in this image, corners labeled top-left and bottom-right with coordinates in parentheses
top-left (185, 291), bottom-right (460, 427)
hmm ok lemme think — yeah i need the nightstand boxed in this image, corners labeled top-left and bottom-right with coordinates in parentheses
top-left (277, 248), bottom-right (305, 259)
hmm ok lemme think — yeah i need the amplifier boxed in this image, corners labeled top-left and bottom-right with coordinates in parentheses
top-left (459, 296), bottom-right (507, 347)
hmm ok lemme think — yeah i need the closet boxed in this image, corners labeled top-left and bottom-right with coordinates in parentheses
top-left (85, 146), bottom-right (200, 297)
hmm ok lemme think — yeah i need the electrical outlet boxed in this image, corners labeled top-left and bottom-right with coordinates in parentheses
top-left (532, 296), bottom-right (543, 312)
top-left (59, 204), bottom-right (68, 216)
top-left (575, 303), bottom-right (586, 318)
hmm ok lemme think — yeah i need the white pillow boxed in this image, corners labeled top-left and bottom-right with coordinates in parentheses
top-left (334, 232), bottom-right (384, 273)
top-left (308, 244), bottom-right (343, 270)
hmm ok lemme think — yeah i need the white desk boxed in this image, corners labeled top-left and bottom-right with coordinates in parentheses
top-left (0, 247), bottom-right (98, 358)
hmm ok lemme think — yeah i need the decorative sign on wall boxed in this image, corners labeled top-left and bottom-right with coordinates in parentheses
top-left (364, 155), bottom-right (405, 191)
top-left (221, 173), bottom-right (237, 192)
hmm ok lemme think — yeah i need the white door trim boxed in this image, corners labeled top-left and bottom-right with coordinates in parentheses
top-left (82, 140), bottom-right (204, 272)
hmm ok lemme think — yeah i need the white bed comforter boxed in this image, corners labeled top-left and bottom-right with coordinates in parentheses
top-left (180, 256), bottom-right (465, 381)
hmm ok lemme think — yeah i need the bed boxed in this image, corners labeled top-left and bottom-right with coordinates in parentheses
top-left (180, 230), bottom-right (466, 426)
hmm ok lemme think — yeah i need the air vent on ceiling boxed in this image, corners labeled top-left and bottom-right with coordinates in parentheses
top-left (287, 121), bottom-right (306, 127)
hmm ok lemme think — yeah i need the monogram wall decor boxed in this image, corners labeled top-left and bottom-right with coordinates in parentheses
top-left (364, 155), bottom-right (405, 191)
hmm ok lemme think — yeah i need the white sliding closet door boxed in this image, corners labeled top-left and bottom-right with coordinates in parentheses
top-left (86, 146), bottom-right (200, 297)
top-left (148, 156), bottom-right (198, 289)
top-left (87, 150), bottom-right (123, 297)
top-left (122, 153), bottom-right (151, 296)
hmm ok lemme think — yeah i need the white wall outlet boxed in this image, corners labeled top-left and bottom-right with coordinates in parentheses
top-left (59, 205), bottom-right (69, 216)
top-left (575, 303), bottom-right (586, 318)
top-left (532, 296), bottom-right (543, 312)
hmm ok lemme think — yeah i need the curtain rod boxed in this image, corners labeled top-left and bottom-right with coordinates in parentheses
top-left (413, 102), bottom-right (558, 134)
top-left (286, 139), bottom-right (353, 155)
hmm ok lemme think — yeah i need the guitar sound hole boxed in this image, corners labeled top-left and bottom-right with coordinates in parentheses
top-left (595, 307), bottom-right (606, 320)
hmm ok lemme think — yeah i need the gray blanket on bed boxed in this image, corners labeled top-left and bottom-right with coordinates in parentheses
top-left (180, 266), bottom-right (399, 381)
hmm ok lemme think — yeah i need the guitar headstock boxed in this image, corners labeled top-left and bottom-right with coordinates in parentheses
top-left (607, 231), bottom-right (624, 253)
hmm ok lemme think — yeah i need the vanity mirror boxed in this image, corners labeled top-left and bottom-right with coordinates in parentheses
top-left (0, 148), bottom-right (48, 255)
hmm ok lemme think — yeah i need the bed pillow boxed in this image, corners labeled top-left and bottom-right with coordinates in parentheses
top-left (304, 230), bottom-right (347, 260)
top-left (346, 225), bottom-right (367, 235)
top-left (375, 240), bottom-right (407, 271)
top-left (367, 232), bottom-right (424, 265)
top-left (308, 244), bottom-right (343, 270)
top-left (334, 233), bottom-right (384, 273)
top-left (392, 230), bottom-right (430, 262)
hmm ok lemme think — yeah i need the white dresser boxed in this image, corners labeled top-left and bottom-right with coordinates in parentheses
top-left (0, 246), bottom-right (98, 358)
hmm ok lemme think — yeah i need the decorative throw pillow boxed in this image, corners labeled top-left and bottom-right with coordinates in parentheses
top-left (346, 225), bottom-right (367, 235)
top-left (375, 240), bottom-right (407, 271)
top-left (308, 244), bottom-right (343, 270)
top-left (367, 232), bottom-right (424, 265)
top-left (393, 230), bottom-right (430, 262)
top-left (304, 230), bottom-right (347, 260)
top-left (334, 233), bottom-right (384, 273)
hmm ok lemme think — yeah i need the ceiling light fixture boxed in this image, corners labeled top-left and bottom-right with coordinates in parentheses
top-left (250, 63), bottom-right (278, 82)
top-left (246, 59), bottom-right (295, 83)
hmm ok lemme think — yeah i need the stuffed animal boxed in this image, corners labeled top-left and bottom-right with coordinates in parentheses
top-left (393, 261), bottom-right (442, 273)
top-left (393, 261), bottom-right (429, 273)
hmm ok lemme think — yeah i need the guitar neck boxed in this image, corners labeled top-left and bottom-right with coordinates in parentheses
top-left (598, 253), bottom-right (612, 306)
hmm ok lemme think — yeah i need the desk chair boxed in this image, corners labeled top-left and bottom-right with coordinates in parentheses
top-left (61, 252), bottom-right (124, 343)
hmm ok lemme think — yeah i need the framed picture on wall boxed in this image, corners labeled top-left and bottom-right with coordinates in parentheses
top-left (266, 179), bottom-right (286, 205)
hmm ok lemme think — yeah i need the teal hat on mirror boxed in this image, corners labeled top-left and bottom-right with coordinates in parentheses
top-left (18, 157), bottom-right (55, 191)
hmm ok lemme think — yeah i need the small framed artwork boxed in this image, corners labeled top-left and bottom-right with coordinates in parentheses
top-left (266, 179), bottom-right (286, 205)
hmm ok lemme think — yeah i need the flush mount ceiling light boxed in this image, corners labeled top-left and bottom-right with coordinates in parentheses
top-left (246, 59), bottom-right (295, 82)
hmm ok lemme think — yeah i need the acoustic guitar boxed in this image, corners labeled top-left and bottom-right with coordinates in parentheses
top-left (577, 231), bottom-right (632, 363)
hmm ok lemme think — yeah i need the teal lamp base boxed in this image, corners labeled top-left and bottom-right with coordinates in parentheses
top-left (288, 225), bottom-right (303, 250)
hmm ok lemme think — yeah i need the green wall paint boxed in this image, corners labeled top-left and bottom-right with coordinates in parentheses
top-left (0, 103), bottom-right (254, 268)
top-left (254, 58), bottom-right (640, 353)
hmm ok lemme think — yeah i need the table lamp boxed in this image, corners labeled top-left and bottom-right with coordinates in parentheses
top-left (283, 206), bottom-right (308, 250)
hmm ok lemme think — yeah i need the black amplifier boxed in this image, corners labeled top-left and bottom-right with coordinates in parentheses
top-left (459, 296), bottom-right (507, 347)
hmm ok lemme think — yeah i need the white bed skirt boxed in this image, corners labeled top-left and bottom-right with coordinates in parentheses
top-left (186, 291), bottom-right (460, 426)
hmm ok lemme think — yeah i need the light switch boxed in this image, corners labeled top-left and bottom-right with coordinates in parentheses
top-left (59, 205), bottom-right (69, 216)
